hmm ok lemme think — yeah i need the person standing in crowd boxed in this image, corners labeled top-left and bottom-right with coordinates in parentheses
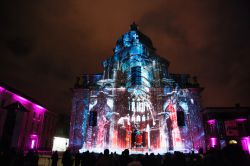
top-left (34, 150), bottom-right (39, 166)
top-left (51, 151), bottom-right (58, 166)
top-left (74, 151), bottom-right (81, 166)
top-left (62, 148), bottom-right (73, 166)
top-left (95, 149), bottom-right (115, 166)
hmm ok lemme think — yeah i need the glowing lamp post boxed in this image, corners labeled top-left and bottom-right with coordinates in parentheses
top-left (146, 124), bottom-right (150, 152)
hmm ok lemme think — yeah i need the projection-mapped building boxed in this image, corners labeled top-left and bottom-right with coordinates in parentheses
top-left (69, 23), bottom-right (204, 153)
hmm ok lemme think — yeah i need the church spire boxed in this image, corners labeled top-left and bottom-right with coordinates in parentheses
top-left (130, 22), bottom-right (138, 31)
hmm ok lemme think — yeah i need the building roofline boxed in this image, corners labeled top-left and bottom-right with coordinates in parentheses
top-left (202, 106), bottom-right (250, 115)
top-left (204, 106), bottom-right (250, 110)
top-left (0, 81), bottom-right (47, 110)
top-left (80, 73), bottom-right (103, 76)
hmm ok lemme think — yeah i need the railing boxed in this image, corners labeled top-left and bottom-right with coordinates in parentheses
top-left (38, 155), bottom-right (75, 166)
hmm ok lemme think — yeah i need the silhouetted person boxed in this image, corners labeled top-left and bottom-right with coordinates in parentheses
top-left (221, 144), bottom-right (249, 166)
top-left (81, 151), bottom-right (88, 166)
top-left (26, 149), bottom-right (36, 166)
top-left (203, 147), bottom-right (223, 166)
top-left (156, 154), bottom-right (162, 166)
top-left (14, 149), bottom-right (24, 166)
top-left (62, 149), bottom-right (73, 166)
top-left (146, 153), bottom-right (156, 166)
top-left (120, 149), bottom-right (132, 166)
top-left (0, 150), bottom-right (4, 165)
top-left (34, 150), bottom-right (39, 166)
top-left (51, 151), bottom-right (59, 166)
top-left (89, 152), bottom-right (97, 166)
top-left (172, 151), bottom-right (186, 166)
top-left (81, 151), bottom-right (96, 166)
top-left (74, 152), bottom-right (81, 166)
top-left (95, 149), bottom-right (115, 166)
top-left (162, 153), bottom-right (174, 166)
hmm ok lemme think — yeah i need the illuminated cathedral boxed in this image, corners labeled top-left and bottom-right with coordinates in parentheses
top-left (69, 23), bottom-right (204, 153)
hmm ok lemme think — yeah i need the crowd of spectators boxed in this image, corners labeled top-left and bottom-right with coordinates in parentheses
top-left (67, 145), bottom-right (250, 166)
top-left (0, 148), bottom-right (39, 166)
top-left (0, 144), bottom-right (249, 166)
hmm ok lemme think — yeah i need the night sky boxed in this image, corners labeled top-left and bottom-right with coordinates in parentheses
top-left (1, 0), bottom-right (249, 114)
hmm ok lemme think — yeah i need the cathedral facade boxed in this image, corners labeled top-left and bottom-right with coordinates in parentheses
top-left (69, 24), bottom-right (204, 153)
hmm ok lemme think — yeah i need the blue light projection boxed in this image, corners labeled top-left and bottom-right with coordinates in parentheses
top-left (70, 23), bottom-right (204, 154)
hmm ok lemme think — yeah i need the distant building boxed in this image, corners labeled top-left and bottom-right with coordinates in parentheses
top-left (51, 114), bottom-right (70, 151)
top-left (203, 105), bottom-right (250, 154)
top-left (69, 23), bottom-right (204, 153)
top-left (0, 82), bottom-right (56, 150)
top-left (40, 111), bottom-right (57, 150)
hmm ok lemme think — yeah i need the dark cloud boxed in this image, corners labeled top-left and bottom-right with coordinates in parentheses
top-left (140, 11), bottom-right (187, 45)
top-left (137, 0), bottom-right (250, 106)
top-left (6, 37), bottom-right (33, 57)
top-left (0, 0), bottom-right (249, 114)
top-left (31, 56), bottom-right (72, 81)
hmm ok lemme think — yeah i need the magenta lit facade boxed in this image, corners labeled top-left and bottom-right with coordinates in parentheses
top-left (203, 106), bottom-right (250, 154)
top-left (0, 83), bottom-right (46, 150)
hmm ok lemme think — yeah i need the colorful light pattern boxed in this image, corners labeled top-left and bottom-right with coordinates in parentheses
top-left (31, 140), bottom-right (35, 149)
top-left (210, 137), bottom-right (217, 148)
top-left (207, 119), bottom-right (216, 125)
top-left (241, 137), bottom-right (250, 154)
top-left (30, 134), bottom-right (38, 149)
top-left (235, 118), bottom-right (247, 122)
top-left (70, 24), bottom-right (204, 153)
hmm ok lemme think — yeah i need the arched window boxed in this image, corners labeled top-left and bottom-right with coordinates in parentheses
top-left (132, 115), bottom-right (135, 122)
top-left (141, 102), bottom-right (145, 112)
top-left (136, 115), bottom-right (141, 122)
top-left (142, 115), bottom-right (146, 122)
top-left (132, 102), bottom-right (135, 112)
